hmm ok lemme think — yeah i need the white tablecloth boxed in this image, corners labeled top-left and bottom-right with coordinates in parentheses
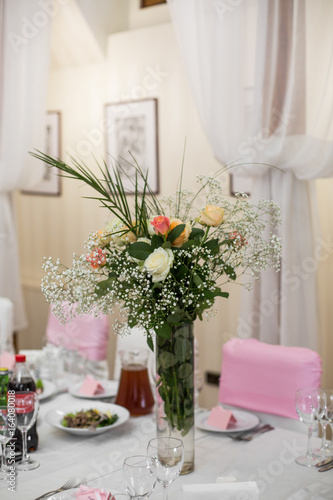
top-left (1, 393), bottom-right (333, 500)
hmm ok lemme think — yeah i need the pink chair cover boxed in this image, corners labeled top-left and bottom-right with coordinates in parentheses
top-left (46, 305), bottom-right (109, 361)
top-left (218, 338), bottom-right (322, 419)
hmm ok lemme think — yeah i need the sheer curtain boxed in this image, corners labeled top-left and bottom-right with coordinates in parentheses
top-left (167, 0), bottom-right (333, 349)
top-left (0, 0), bottom-right (51, 330)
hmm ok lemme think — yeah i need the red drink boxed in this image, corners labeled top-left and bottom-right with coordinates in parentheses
top-left (115, 363), bottom-right (154, 416)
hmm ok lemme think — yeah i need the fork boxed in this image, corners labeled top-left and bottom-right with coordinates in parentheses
top-left (234, 424), bottom-right (274, 441)
top-left (34, 477), bottom-right (83, 500)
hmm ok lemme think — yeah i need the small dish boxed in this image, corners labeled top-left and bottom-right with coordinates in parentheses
top-left (69, 380), bottom-right (119, 400)
top-left (45, 402), bottom-right (129, 436)
top-left (38, 380), bottom-right (59, 402)
top-left (196, 409), bottom-right (259, 433)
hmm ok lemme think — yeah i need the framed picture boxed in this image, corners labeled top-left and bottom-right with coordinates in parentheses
top-left (141, 0), bottom-right (166, 7)
top-left (23, 111), bottom-right (61, 196)
top-left (230, 174), bottom-right (252, 197)
top-left (105, 98), bottom-right (159, 195)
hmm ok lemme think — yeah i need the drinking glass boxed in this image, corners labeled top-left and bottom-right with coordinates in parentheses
top-left (15, 392), bottom-right (39, 471)
top-left (295, 388), bottom-right (326, 466)
top-left (147, 437), bottom-right (184, 500)
top-left (0, 406), bottom-right (16, 480)
top-left (123, 455), bottom-right (156, 500)
top-left (314, 389), bottom-right (333, 457)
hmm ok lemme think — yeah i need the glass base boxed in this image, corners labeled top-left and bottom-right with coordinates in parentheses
top-left (313, 447), bottom-right (333, 458)
top-left (180, 461), bottom-right (194, 475)
top-left (16, 458), bottom-right (40, 471)
top-left (295, 454), bottom-right (322, 467)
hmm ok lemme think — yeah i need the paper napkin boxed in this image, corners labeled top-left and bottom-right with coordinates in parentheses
top-left (75, 484), bottom-right (114, 500)
top-left (79, 375), bottom-right (105, 396)
top-left (182, 481), bottom-right (259, 499)
top-left (206, 405), bottom-right (237, 430)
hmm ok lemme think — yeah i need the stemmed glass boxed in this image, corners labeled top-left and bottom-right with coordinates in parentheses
top-left (0, 406), bottom-right (16, 480)
top-left (314, 389), bottom-right (333, 457)
top-left (147, 437), bottom-right (184, 500)
top-left (295, 388), bottom-right (326, 466)
top-left (15, 392), bottom-right (39, 471)
top-left (123, 455), bottom-right (156, 500)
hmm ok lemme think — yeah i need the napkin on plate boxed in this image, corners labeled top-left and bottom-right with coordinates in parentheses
top-left (206, 405), bottom-right (237, 430)
top-left (182, 481), bottom-right (259, 500)
top-left (75, 485), bottom-right (114, 500)
top-left (79, 375), bottom-right (105, 396)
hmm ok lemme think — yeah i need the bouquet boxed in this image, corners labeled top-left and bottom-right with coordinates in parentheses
top-left (32, 151), bottom-right (281, 438)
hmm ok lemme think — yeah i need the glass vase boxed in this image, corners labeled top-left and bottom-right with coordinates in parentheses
top-left (155, 321), bottom-right (195, 474)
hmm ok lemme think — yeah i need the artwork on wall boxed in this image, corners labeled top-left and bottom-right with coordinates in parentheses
top-left (23, 111), bottom-right (61, 196)
top-left (105, 98), bottom-right (159, 195)
top-left (230, 174), bottom-right (252, 197)
top-left (141, 0), bottom-right (166, 7)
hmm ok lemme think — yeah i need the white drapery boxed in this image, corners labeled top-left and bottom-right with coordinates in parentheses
top-left (167, 0), bottom-right (333, 349)
top-left (0, 0), bottom-right (51, 330)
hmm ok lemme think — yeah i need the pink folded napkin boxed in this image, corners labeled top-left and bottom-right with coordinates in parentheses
top-left (0, 351), bottom-right (15, 370)
top-left (75, 485), bottom-right (114, 500)
top-left (79, 375), bottom-right (105, 396)
top-left (206, 405), bottom-right (237, 430)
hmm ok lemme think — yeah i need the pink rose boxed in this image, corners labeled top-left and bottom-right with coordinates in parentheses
top-left (151, 216), bottom-right (170, 236)
top-left (86, 248), bottom-right (107, 269)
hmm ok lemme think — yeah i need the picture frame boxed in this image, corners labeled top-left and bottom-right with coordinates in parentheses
top-left (23, 111), bottom-right (61, 196)
top-left (104, 98), bottom-right (159, 195)
top-left (141, 0), bottom-right (166, 7)
top-left (230, 174), bottom-right (252, 197)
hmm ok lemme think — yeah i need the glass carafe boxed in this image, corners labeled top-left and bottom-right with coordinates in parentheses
top-left (115, 349), bottom-right (154, 416)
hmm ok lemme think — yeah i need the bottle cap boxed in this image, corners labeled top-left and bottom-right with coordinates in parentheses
top-left (0, 368), bottom-right (8, 374)
top-left (15, 354), bottom-right (26, 363)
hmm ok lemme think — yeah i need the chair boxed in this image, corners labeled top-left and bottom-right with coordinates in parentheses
top-left (0, 297), bottom-right (16, 369)
top-left (218, 338), bottom-right (322, 420)
top-left (46, 304), bottom-right (109, 379)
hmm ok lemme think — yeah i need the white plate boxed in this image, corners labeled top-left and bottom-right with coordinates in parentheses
top-left (49, 489), bottom-right (127, 499)
top-left (38, 380), bottom-right (59, 402)
top-left (69, 380), bottom-right (119, 400)
top-left (196, 409), bottom-right (259, 433)
top-left (45, 402), bottom-right (130, 436)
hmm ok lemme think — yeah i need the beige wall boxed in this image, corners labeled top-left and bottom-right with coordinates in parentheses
top-left (14, 1), bottom-right (333, 409)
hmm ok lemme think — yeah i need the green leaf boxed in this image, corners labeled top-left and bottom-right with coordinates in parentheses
top-left (224, 265), bottom-right (237, 280)
top-left (162, 241), bottom-right (172, 249)
top-left (167, 224), bottom-right (185, 243)
top-left (193, 274), bottom-right (203, 287)
top-left (155, 322), bottom-right (172, 339)
top-left (203, 288), bottom-right (229, 300)
top-left (175, 338), bottom-right (192, 363)
top-left (190, 228), bottom-right (204, 240)
top-left (204, 238), bottom-right (220, 253)
top-left (167, 312), bottom-right (182, 324)
top-left (172, 264), bottom-right (188, 281)
top-left (178, 363), bottom-right (193, 379)
top-left (159, 351), bottom-right (177, 370)
top-left (95, 276), bottom-right (116, 296)
top-left (128, 241), bottom-right (153, 261)
top-left (151, 234), bottom-right (164, 249)
top-left (146, 334), bottom-right (154, 352)
top-left (180, 239), bottom-right (197, 250)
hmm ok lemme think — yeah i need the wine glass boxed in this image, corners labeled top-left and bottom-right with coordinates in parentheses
top-left (15, 392), bottom-right (39, 471)
top-left (0, 406), bottom-right (16, 480)
top-left (147, 437), bottom-right (184, 500)
top-left (123, 455), bottom-right (156, 500)
top-left (313, 389), bottom-right (333, 457)
top-left (295, 388), bottom-right (326, 466)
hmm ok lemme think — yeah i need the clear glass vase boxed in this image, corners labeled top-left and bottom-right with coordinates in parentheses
top-left (155, 321), bottom-right (195, 474)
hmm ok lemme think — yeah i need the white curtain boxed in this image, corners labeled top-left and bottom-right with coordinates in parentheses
top-left (0, 0), bottom-right (51, 330)
top-left (168, 0), bottom-right (333, 350)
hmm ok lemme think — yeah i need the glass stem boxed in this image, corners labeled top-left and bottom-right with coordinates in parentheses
top-left (306, 424), bottom-right (313, 458)
top-left (321, 422), bottom-right (328, 449)
top-left (162, 484), bottom-right (168, 500)
top-left (21, 430), bottom-right (28, 463)
top-left (0, 443), bottom-right (4, 470)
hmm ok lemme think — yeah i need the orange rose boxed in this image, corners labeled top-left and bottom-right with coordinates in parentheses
top-left (169, 218), bottom-right (191, 248)
top-left (86, 247), bottom-right (107, 269)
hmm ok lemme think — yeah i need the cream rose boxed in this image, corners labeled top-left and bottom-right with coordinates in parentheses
top-left (199, 206), bottom-right (224, 227)
top-left (144, 247), bottom-right (174, 283)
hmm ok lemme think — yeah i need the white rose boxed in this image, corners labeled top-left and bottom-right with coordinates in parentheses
top-left (144, 247), bottom-right (174, 283)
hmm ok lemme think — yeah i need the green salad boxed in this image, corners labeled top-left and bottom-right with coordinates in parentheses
top-left (62, 409), bottom-right (118, 429)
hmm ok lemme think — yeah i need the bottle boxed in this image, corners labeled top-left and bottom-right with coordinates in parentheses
top-left (0, 368), bottom-right (9, 406)
top-left (7, 354), bottom-right (39, 454)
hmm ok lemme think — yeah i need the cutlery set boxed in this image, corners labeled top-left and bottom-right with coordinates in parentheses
top-left (226, 423), bottom-right (275, 441)
top-left (316, 456), bottom-right (333, 472)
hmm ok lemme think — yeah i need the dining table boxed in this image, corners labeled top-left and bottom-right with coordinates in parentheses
top-left (1, 386), bottom-right (333, 500)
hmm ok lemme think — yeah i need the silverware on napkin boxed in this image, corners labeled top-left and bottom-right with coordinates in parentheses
top-left (34, 477), bottom-right (83, 500)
